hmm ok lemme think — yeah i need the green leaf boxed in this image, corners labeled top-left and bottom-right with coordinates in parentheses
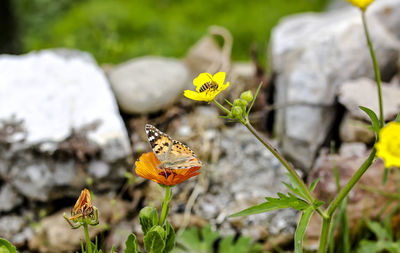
top-left (359, 106), bottom-right (380, 133)
top-left (163, 221), bottom-right (176, 253)
top-left (246, 82), bottom-right (263, 115)
top-left (230, 192), bottom-right (310, 217)
top-left (285, 173), bottom-right (309, 200)
top-left (282, 182), bottom-right (307, 200)
top-left (110, 245), bottom-right (116, 253)
top-left (309, 177), bottom-right (320, 192)
top-left (172, 226), bottom-right (219, 253)
top-left (395, 112), bottom-right (400, 122)
top-left (139, 206), bottom-right (159, 235)
top-left (225, 99), bottom-right (233, 106)
top-left (294, 207), bottom-right (314, 253)
top-left (125, 234), bottom-right (139, 253)
top-left (0, 238), bottom-right (18, 253)
top-left (382, 167), bottom-right (390, 185)
top-left (144, 226), bottom-right (166, 253)
top-left (219, 235), bottom-right (253, 253)
top-left (366, 221), bottom-right (391, 241)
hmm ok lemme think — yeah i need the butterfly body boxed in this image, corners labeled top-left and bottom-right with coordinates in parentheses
top-left (145, 124), bottom-right (202, 170)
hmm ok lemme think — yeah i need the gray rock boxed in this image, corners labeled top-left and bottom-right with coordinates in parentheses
top-left (0, 184), bottom-right (23, 212)
top-left (338, 78), bottom-right (400, 121)
top-left (193, 125), bottom-right (297, 238)
top-left (0, 215), bottom-right (32, 246)
top-left (271, 0), bottom-right (400, 170)
top-left (108, 56), bottom-right (190, 114)
top-left (0, 49), bottom-right (131, 201)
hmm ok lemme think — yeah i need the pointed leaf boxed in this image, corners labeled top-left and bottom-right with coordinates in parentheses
top-left (359, 106), bottom-right (380, 133)
top-left (286, 173), bottom-right (309, 200)
top-left (246, 82), bottom-right (263, 115)
top-left (225, 99), bottom-right (233, 106)
top-left (309, 178), bottom-right (320, 192)
top-left (295, 207), bottom-right (314, 253)
top-left (124, 234), bottom-right (139, 253)
top-left (395, 112), bottom-right (400, 122)
top-left (282, 182), bottom-right (307, 200)
top-left (230, 192), bottom-right (310, 217)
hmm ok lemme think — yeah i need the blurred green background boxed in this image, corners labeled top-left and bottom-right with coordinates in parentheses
top-left (13, 0), bottom-right (330, 64)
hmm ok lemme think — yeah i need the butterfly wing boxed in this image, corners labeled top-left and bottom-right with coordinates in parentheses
top-left (145, 124), bottom-right (173, 162)
top-left (168, 140), bottom-right (202, 169)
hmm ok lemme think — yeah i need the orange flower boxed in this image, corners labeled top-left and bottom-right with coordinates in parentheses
top-left (69, 188), bottom-right (93, 220)
top-left (135, 152), bottom-right (201, 186)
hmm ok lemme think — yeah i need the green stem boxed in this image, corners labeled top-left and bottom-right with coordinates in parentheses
top-left (159, 186), bottom-right (172, 226)
top-left (362, 11), bottom-right (384, 127)
top-left (318, 217), bottom-right (332, 253)
top-left (212, 99), bottom-right (231, 114)
top-left (317, 148), bottom-right (376, 252)
top-left (83, 222), bottom-right (92, 253)
top-left (327, 148), bottom-right (376, 217)
top-left (244, 122), bottom-right (329, 219)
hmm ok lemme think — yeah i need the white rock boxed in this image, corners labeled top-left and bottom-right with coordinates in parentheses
top-left (0, 50), bottom-right (131, 161)
top-left (0, 49), bottom-right (131, 201)
top-left (271, 0), bottom-right (400, 170)
top-left (338, 78), bottom-right (400, 121)
top-left (108, 56), bottom-right (190, 114)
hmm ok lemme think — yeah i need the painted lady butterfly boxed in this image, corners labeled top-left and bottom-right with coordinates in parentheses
top-left (145, 124), bottom-right (202, 170)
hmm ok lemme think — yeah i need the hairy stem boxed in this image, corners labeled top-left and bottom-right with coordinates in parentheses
top-left (362, 11), bottom-right (384, 127)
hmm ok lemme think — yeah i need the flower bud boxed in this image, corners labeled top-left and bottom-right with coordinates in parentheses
top-left (240, 90), bottom-right (253, 103)
top-left (234, 98), bottom-right (248, 107)
top-left (231, 106), bottom-right (243, 118)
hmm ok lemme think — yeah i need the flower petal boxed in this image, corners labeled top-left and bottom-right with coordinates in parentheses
top-left (193, 73), bottom-right (213, 89)
top-left (212, 72), bottom-right (226, 85)
top-left (184, 90), bottom-right (210, 102)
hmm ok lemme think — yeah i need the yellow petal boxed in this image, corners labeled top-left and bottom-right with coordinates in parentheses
top-left (346, 0), bottom-right (374, 10)
top-left (218, 81), bottom-right (230, 91)
top-left (193, 73), bottom-right (213, 89)
top-left (183, 90), bottom-right (210, 101)
top-left (212, 72), bottom-right (226, 85)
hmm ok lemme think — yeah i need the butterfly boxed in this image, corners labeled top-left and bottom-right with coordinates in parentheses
top-left (145, 124), bottom-right (202, 170)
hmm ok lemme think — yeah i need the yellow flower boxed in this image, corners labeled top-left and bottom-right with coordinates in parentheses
top-left (375, 122), bottom-right (400, 168)
top-left (346, 0), bottom-right (375, 11)
top-left (184, 72), bottom-right (230, 102)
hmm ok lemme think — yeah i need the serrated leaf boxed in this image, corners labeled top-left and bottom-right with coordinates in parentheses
top-left (309, 178), bottom-right (320, 192)
top-left (0, 238), bottom-right (18, 253)
top-left (124, 234), bottom-right (139, 253)
top-left (285, 173), bottom-right (309, 200)
top-left (359, 106), bottom-right (380, 133)
top-left (282, 182), bottom-right (307, 200)
top-left (230, 192), bottom-right (310, 217)
top-left (295, 207), bottom-right (314, 253)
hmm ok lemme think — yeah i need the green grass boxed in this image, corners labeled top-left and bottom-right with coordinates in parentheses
top-left (16, 0), bottom-right (330, 63)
